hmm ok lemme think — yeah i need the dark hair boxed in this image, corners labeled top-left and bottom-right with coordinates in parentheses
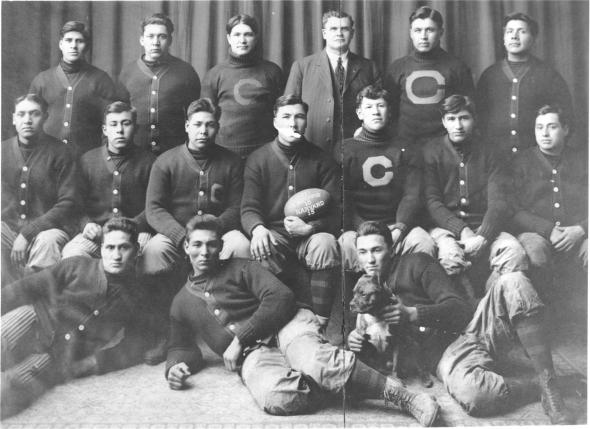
top-left (355, 85), bottom-right (391, 109)
top-left (226, 13), bottom-right (259, 35)
top-left (273, 94), bottom-right (309, 116)
top-left (60, 21), bottom-right (91, 43)
top-left (536, 104), bottom-right (569, 129)
top-left (440, 94), bottom-right (477, 118)
top-left (14, 94), bottom-right (48, 114)
top-left (322, 10), bottom-right (354, 29)
top-left (186, 98), bottom-right (221, 122)
top-left (141, 13), bottom-right (174, 35)
top-left (409, 6), bottom-right (443, 28)
top-left (356, 221), bottom-right (393, 250)
top-left (503, 12), bottom-right (539, 38)
top-left (103, 101), bottom-right (137, 124)
top-left (102, 217), bottom-right (138, 245)
top-left (185, 214), bottom-right (223, 242)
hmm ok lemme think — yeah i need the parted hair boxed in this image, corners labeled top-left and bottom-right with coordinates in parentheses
top-left (141, 13), bottom-right (174, 35)
top-left (60, 21), bottom-right (91, 43)
top-left (503, 12), bottom-right (539, 37)
top-left (273, 94), bottom-right (309, 116)
top-left (536, 104), bottom-right (569, 129)
top-left (355, 85), bottom-right (391, 109)
top-left (322, 10), bottom-right (354, 29)
top-left (226, 13), bottom-right (259, 35)
top-left (14, 94), bottom-right (49, 114)
top-left (185, 214), bottom-right (223, 242)
top-left (186, 98), bottom-right (221, 122)
top-left (101, 217), bottom-right (139, 245)
top-left (356, 221), bottom-right (393, 250)
top-left (409, 6), bottom-right (443, 28)
top-left (103, 101), bottom-right (137, 124)
top-left (440, 94), bottom-right (477, 118)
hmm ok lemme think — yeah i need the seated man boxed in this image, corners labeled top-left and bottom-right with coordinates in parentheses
top-left (340, 84), bottom-right (435, 274)
top-left (437, 225), bottom-right (575, 424)
top-left (1, 218), bottom-right (151, 418)
top-left (347, 221), bottom-right (472, 382)
top-left (1, 94), bottom-right (76, 285)
top-left (241, 94), bottom-right (341, 328)
top-left (143, 97), bottom-right (249, 276)
top-left (422, 94), bottom-right (523, 297)
top-left (512, 105), bottom-right (587, 301)
top-left (165, 215), bottom-right (440, 427)
top-left (62, 101), bottom-right (156, 259)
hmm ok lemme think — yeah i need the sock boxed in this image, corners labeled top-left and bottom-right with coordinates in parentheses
top-left (310, 268), bottom-right (338, 318)
top-left (346, 358), bottom-right (388, 398)
top-left (515, 314), bottom-right (554, 374)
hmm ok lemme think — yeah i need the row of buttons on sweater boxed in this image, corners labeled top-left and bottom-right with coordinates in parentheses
top-left (64, 309), bottom-right (101, 341)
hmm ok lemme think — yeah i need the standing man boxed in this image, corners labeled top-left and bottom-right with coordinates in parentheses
top-left (1, 218), bottom-right (151, 418)
top-left (202, 14), bottom-right (284, 159)
top-left (383, 6), bottom-right (474, 147)
top-left (29, 21), bottom-right (117, 156)
top-left (477, 13), bottom-right (574, 158)
top-left (2, 94), bottom-right (77, 285)
top-left (241, 95), bottom-right (341, 328)
top-left (512, 105), bottom-right (587, 301)
top-left (284, 10), bottom-right (379, 158)
top-left (340, 84), bottom-right (435, 274)
top-left (117, 13), bottom-right (201, 155)
top-left (62, 101), bottom-right (156, 259)
top-left (165, 215), bottom-right (440, 427)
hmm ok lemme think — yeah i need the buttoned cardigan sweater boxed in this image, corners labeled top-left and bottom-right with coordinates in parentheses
top-left (29, 62), bottom-right (117, 155)
top-left (146, 143), bottom-right (243, 247)
top-left (77, 145), bottom-right (156, 232)
top-left (1, 134), bottom-right (77, 240)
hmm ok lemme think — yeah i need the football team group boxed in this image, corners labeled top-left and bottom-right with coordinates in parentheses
top-left (1, 5), bottom-right (586, 426)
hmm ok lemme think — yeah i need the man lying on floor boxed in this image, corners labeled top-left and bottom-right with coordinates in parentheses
top-left (165, 214), bottom-right (440, 427)
top-left (1, 218), bottom-right (152, 418)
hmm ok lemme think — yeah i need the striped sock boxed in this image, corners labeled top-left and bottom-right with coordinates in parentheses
top-left (515, 314), bottom-right (554, 374)
top-left (310, 268), bottom-right (338, 319)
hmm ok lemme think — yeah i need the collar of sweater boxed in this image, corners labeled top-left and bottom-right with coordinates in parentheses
top-left (60, 59), bottom-right (85, 74)
top-left (412, 46), bottom-right (445, 63)
top-left (141, 54), bottom-right (171, 69)
top-left (228, 48), bottom-right (260, 67)
top-left (356, 126), bottom-right (388, 143)
top-left (445, 134), bottom-right (472, 157)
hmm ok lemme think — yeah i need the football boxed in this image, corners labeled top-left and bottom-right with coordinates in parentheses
top-left (284, 188), bottom-right (331, 221)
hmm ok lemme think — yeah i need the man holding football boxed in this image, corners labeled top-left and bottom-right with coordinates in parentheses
top-left (241, 94), bottom-right (341, 328)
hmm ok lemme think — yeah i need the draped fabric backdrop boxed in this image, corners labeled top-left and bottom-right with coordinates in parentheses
top-left (2, 0), bottom-right (588, 147)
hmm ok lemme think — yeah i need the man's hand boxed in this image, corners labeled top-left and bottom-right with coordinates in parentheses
top-left (390, 228), bottom-right (403, 250)
top-left (10, 234), bottom-right (29, 265)
top-left (250, 225), bottom-right (277, 261)
top-left (552, 225), bottom-right (586, 252)
top-left (223, 336), bottom-right (243, 372)
top-left (347, 329), bottom-right (367, 353)
top-left (461, 235), bottom-right (488, 259)
top-left (82, 222), bottom-right (102, 241)
top-left (167, 362), bottom-right (191, 390)
top-left (284, 216), bottom-right (313, 238)
top-left (460, 227), bottom-right (476, 241)
top-left (378, 302), bottom-right (418, 325)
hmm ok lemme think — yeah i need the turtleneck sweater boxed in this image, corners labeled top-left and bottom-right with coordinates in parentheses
top-left (342, 126), bottom-right (423, 231)
top-left (383, 46), bottom-right (474, 143)
top-left (201, 51), bottom-right (284, 158)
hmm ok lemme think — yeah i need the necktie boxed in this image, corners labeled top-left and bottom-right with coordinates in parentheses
top-left (336, 56), bottom-right (345, 94)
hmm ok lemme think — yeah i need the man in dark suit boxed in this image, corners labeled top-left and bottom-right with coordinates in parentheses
top-left (284, 10), bottom-right (379, 159)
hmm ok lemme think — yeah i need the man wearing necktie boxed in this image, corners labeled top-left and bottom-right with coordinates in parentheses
top-left (285, 10), bottom-right (379, 160)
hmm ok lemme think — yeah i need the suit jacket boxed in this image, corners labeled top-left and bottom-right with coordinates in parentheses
top-left (285, 50), bottom-right (379, 157)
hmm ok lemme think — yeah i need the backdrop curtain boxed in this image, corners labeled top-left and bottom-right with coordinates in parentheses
top-left (2, 0), bottom-right (588, 146)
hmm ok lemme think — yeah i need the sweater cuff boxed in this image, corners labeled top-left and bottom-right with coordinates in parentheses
top-left (477, 222), bottom-right (497, 242)
top-left (236, 320), bottom-right (259, 347)
top-left (445, 216), bottom-right (468, 238)
top-left (19, 223), bottom-right (41, 242)
top-left (414, 304), bottom-right (442, 327)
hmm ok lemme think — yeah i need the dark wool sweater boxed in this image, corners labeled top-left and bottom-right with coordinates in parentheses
top-left (165, 258), bottom-right (297, 376)
top-left (241, 138), bottom-right (341, 237)
top-left (117, 55), bottom-right (201, 155)
top-left (77, 145), bottom-right (156, 232)
top-left (386, 252), bottom-right (472, 331)
top-left (202, 54), bottom-right (284, 158)
top-left (476, 57), bottom-right (574, 156)
top-left (511, 146), bottom-right (588, 238)
top-left (29, 62), bottom-right (117, 155)
top-left (422, 135), bottom-right (511, 241)
top-left (1, 135), bottom-right (77, 241)
top-left (383, 47), bottom-right (474, 142)
top-left (342, 127), bottom-right (422, 231)
top-left (146, 144), bottom-right (243, 247)
top-left (1, 257), bottom-right (151, 375)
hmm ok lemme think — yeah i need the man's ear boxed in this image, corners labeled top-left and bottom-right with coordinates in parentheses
top-left (102, 124), bottom-right (108, 137)
top-left (183, 238), bottom-right (190, 255)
